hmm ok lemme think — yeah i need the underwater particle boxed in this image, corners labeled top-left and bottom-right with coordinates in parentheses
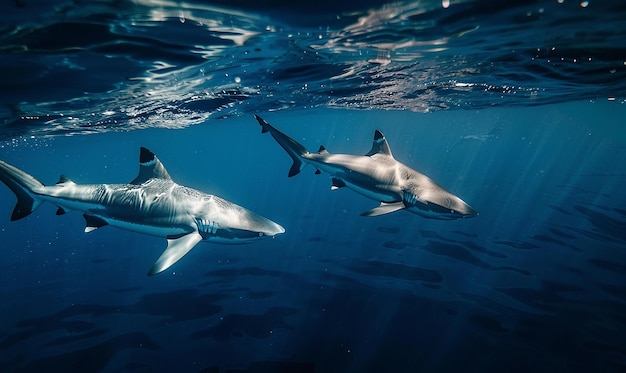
top-left (580, 1), bottom-right (589, 7)
top-left (234, 77), bottom-right (241, 83)
top-left (442, 0), bottom-right (450, 8)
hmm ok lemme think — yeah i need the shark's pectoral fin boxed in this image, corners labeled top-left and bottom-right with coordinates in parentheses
top-left (331, 178), bottom-right (346, 191)
top-left (148, 231), bottom-right (203, 276)
top-left (361, 202), bottom-right (405, 217)
top-left (83, 214), bottom-right (108, 232)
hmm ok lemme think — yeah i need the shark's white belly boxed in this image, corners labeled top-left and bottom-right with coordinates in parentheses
top-left (105, 218), bottom-right (190, 237)
top-left (340, 178), bottom-right (399, 202)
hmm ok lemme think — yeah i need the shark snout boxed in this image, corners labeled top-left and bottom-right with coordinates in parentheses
top-left (244, 211), bottom-right (285, 237)
top-left (449, 196), bottom-right (478, 218)
top-left (262, 221), bottom-right (286, 236)
top-left (459, 204), bottom-right (479, 218)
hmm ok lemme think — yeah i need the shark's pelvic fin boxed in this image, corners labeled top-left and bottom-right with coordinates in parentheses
top-left (131, 147), bottom-right (172, 184)
top-left (365, 130), bottom-right (393, 158)
top-left (361, 201), bottom-right (405, 217)
top-left (148, 231), bottom-right (203, 275)
top-left (331, 178), bottom-right (346, 190)
top-left (84, 214), bottom-right (108, 232)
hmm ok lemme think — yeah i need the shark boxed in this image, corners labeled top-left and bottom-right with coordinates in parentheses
top-left (255, 115), bottom-right (478, 220)
top-left (0, 147), bottom-right (285, 275)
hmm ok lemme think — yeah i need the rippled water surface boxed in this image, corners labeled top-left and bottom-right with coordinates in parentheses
top-left (1, 1), bottom-right (625, 372)
top-left (2, 0), bottom-right (625, 137)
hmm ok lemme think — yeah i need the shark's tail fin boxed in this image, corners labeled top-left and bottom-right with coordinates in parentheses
top-left (0, 160), bottom-right (45, 221)
top-left (254, 115), bottom-right (310, 177)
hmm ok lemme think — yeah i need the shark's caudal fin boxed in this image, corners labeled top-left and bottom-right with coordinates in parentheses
top-left (0, 160), bottom-right (45, 221)
top-left (365, 130), bottom-right (393, 158)
top-left (254, 115), bottom-right (310, 177)
top-left (130, 147), bottom-right (172, 184)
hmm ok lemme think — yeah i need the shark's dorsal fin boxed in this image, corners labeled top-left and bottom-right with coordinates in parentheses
top-left (317, 145), bottom-right (329, 154)
top-left (131, 147), bottom-right (172, 184)
top-left (365, 130), bottom-right (393, 157)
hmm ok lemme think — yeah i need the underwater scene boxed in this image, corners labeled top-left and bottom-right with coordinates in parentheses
top-left (1, 0), bottom-right (626, 372)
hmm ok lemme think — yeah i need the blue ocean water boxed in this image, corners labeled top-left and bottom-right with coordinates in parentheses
top-left (1, 0), bottom-right (626, 372)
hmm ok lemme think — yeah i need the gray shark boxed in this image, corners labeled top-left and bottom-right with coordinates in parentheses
top-left (255, 115), bottom-right (478, 220)
top-left (0, 147), bottom-right (285, 275)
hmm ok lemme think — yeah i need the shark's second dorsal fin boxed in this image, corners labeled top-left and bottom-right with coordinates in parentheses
top-left (56, 175), bottom-right (75, 185)
top-left (365, 130), bottom-right (393, 158)
top-left (131, 147), bottom-right (172, 184)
